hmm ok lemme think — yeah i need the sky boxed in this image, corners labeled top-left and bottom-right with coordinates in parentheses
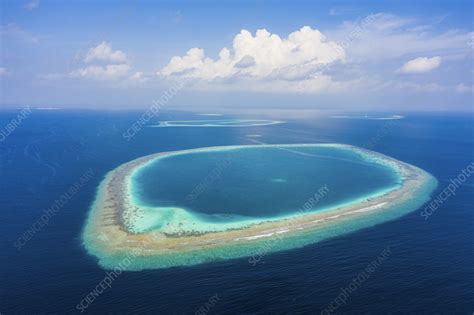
top-left (0, 0), bottom-right (473, 112)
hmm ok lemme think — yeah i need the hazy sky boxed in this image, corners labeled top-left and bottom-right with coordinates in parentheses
top-left (0, 0), bottom-right (473, 112)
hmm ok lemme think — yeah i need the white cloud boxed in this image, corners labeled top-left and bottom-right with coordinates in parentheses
top-left (332, 13), bottom-right (472, 62)
top-left (129, 71), bottom-right (148, 82)
top-left (24, 0), bottom-right (40, 10)
top-left (70, 64), bottom-right (131, 80)
top-left (399, 56), bottom-right (441, 73)
top-left (157, 15), bottom-right (472, 93)
top-left (84, 42), bottom-right (127, 64)
top-left (67, 42), bottom-right (135, 81)
top-left (0, 67), bottom-right (8, 76)
top-left (159, 26), bottom-right (345, 81)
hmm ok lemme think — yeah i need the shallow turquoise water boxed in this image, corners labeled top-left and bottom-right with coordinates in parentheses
top-left (131, 145), bottom-right (401, 220)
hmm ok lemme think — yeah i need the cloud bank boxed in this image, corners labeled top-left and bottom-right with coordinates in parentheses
top-left (159, 26), bottom-right (346, 92)
top-left (158, 13), bottom-right (472, 94)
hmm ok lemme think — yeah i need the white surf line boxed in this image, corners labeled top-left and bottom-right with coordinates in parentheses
top-left (233, 202), bottom-right (390, 242)
top-left (234, 227), bottom-right (292, 241)
top-left (234, 232), bottom-right (275, 241)
top-left (232, 202), bottom-right (389, 242)
top-left (351, 202), bottom-right (387, 213)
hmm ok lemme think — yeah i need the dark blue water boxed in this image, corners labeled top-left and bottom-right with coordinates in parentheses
top-left (1, 110), bottom-right (473, 314)
top-left (134, 145), bottom-right (399, 217)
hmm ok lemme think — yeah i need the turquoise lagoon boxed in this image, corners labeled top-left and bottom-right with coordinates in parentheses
top-left (129, 145), bottom-right (402, 234)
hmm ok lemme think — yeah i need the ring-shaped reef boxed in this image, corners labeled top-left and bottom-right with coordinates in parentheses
top-left (82, 144), bottom-right (437, 270)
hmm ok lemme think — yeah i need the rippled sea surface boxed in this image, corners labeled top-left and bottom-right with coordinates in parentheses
top-left (1, 110), bottom-right (473, 313)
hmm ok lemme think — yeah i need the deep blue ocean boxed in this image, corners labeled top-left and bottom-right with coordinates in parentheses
top-left (1, 110), bottom-right (473, 314)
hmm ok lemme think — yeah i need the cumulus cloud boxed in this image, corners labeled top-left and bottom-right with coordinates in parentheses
top-left (84, 42), bottom-right (127, 64)
top-left (68, 42), bottom-right (136, 81)
top-left (159, 26), bottom-right (345, 82)
top-left (399, 56), bottom-right (441, 73)
top-left (157, 16), bottom-right (471, 93)
top-left (70, 64), bottom-right (131, 80)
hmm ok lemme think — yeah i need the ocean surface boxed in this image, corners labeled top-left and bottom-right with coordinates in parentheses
top-left (1, 110), bottom-right (473, 314)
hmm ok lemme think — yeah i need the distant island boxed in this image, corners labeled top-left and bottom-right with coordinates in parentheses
top-left (149, 119), bottom-right (284, 127)
top-left (82, 144), bottom-right (437, 270)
